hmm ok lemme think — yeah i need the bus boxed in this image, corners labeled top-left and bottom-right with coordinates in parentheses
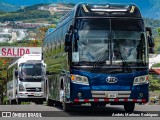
top-left (42, 3), bottom-right (154, 112)
top-left (7, 54), bottom-right (45, 104)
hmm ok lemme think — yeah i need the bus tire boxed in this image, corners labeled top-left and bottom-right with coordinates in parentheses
top-left (63, 102), bottom-right (73, 112)
top-left (124, 103), bottom-right (135, 112)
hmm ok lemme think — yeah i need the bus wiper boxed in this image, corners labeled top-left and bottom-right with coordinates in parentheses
top-left (92, 50), bottom-right (108, 71)
top-left (115, 40), bottom-right (132, 72)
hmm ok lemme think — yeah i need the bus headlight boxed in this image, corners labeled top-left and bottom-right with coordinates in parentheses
top-left (133, 75), bottom-right (149, 85)
top-left (71, 74), bottom-right (89, 85)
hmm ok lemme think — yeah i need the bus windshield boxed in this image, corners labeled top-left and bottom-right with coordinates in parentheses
top-left (20, 63), bottom-right (42, 76)
top-left (74, 19), bottom-right (110, 62)
top-left (73, 18), bottom-right (147, 67)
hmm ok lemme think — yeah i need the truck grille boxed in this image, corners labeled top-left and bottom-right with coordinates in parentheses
top-left (26, 87), bottom-right (41, 92)
top-left (91, 91), bottom-right (131, 98)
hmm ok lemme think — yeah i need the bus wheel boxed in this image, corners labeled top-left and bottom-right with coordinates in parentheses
top-left (124, 103), bottom-right (135, 112)
top-left (63, 102), bottom-right (73, 112)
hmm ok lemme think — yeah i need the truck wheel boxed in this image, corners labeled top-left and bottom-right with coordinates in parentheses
top-left (124, 103), bottom-right (135, 112)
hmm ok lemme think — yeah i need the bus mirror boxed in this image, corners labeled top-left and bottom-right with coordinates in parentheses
top-left (74, 32), bottom-right (79, 52)
top-left (15, 70), bottom-right (18, 77)
top-left (146, 27), bottom-right (154, 53)
top-left (146, 27), bottom-right (152, 36)
top-left (148, 36), bottom-right (154, 47)
top-left (149, 47), bottom-right (154, 54)
top-left (65, 33), bottom-right (72, 52)
top-left (65, 33), bottom-right (71, 46)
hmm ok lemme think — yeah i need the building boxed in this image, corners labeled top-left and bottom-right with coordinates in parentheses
top-left (149, 54), bottom-right (160, 79)
top-left (0, 28), bottom-right (12, 42)
top-left (38, 4), bottom-right (72, 15)
top-left (149, 54), bottom-right (160, 69)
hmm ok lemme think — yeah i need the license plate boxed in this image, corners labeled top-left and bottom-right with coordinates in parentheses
top-left (108, 93), bottom-right (117, 98)
top-left (35, 93), bottom-right (42, 96)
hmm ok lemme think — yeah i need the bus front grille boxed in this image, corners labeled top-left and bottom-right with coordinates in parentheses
top-left (26, 87), bottom-right (41, 92)
top-left (91, 91), bottom-right (131, 98)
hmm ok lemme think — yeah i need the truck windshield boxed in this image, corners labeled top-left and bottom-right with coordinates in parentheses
top-left (20, 63), bottom-right (42, 76)
top-left (73, 18), bottom-right (147, 67)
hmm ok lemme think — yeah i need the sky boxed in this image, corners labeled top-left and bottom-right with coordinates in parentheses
top-left (1, 0), bottom-right (160, 19)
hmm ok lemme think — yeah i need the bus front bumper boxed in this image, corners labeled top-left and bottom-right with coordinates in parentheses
top-left (74, 98), bottom-right (147, 103)
top-left (18, 92), bottom-right (44, 98)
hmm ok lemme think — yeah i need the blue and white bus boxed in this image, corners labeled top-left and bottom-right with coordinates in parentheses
top-left (42, 3), bottom-right (154, 112)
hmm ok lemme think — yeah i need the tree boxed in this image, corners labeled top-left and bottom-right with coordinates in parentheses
top-left (36, 25), bottom-right (56, 41)
top-left (149, 74), bottom-right (160, 92)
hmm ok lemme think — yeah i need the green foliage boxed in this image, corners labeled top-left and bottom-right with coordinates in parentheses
top-left (158, 28), bottom-right (160, 36)
top-left (144, 18), bottom-right (160, 53)
top-left (2, 96), bottom-right (7, 105)
top-left (0, 10), bottom-right (6, 14)
top-left (149, 74), bottom-right (160, 91)
top-left (0, 10), bottom-right (51, 22)
top-left (144, 18), bottom-right (160, 37)
top-left (152, 63), bottom-right (160, 67)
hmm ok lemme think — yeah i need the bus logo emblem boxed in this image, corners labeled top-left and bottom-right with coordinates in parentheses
top-left (106, 77), bottom-right (118, 83)
top-left (36, 88), bottom-right (40, 92)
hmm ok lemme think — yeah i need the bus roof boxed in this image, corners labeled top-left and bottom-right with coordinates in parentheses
top-left (75, 3), bottom-right (142, 18)
top-left (45, 3), bottom-right (142, 39)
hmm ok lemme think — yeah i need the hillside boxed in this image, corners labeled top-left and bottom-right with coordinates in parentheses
top-left (143, 18), bottom-right (160, 53)
top-left (144, 18), bottom-right (160, 37)
top-left (0, 4), bottom-right (52, 23)
top-left (0, 10), bottom-right (6, 14)
top-left (0, 3), bottom-right (71, 24)
top-left (0, 10), bottom-right (51, 22)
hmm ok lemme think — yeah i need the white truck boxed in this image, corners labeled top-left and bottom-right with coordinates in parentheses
top-left (7, 54), bottom-right (45, 104)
